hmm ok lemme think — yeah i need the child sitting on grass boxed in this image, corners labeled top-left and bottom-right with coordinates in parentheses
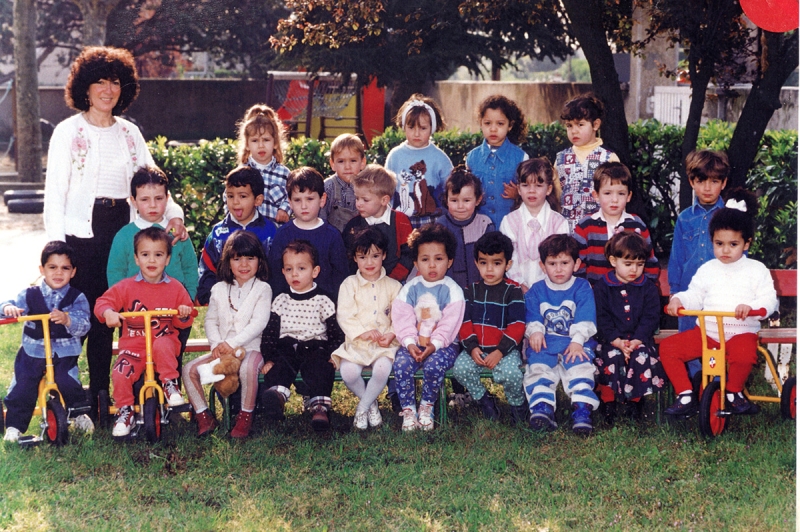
top-left (332, 227), bottom-right (402, 430)
top-left (452, 232), bottom-right (527, 424)
top-left (392, 224), bottom-right (466, 431)
top-left (2, 241), bottom-right (93, 442)
top-left (95, 227), bottom-right (195, 437)
top-left (260, 240), bottom-right (345, 432)
top-left (593, 232), bottom-right (664, 424)
top-left (524, 234), bottom-right (598, 435)
top-left (663, 189), bottom-right (778, 417)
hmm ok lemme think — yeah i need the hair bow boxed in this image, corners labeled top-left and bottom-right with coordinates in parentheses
top-left (401, 100), bottom-right (437, 133)
top-left (725, 199), bottom-right (747, 212)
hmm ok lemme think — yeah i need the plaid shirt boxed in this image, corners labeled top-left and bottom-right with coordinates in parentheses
top-left (0, 282), bottom-right (90, 358)
top-left (248, 156), bottom-right (291, 222)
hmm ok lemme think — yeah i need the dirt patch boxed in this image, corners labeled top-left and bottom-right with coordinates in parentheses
top-left (0, 201), bottom-right (44, 232)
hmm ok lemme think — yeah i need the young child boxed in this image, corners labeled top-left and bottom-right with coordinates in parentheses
top-left (668, 150), bottom-right (729, 332)
top-left (237, 104), bottom-right (291, 225)
top-left (663, 188), bottom-right (778, 417)
top-left (434, 166), bottom-right (495, 289)
top-left (2, 242), bottom-right (93, 442)
top-left (107, 166), bottom-right (198, 300)
top-left (197, 166), bottom-right (277, 305)
top-left (555, 93), bottom-right (620, 232)
top-left (392, 224), bottom-right (466, 431)
top-left (95, 227), bottom-right (195, 437)
top-left (182, 231), bottom-right (272, 438)
top-left (267, 167), bottom-right (348, 296)
top-left (593, 232), bottom-right (664, 423)
top-left (385, 94), bottom-right (453, 227)
top-left (499, 158), bottom-right (568, 292)
top-left (332, 227), bottom-right (402, 430)
top-left (465, 95), bottom-right (529, 227)
top-left (260, 240), bottom-right (345, 432)
top-left (524, 234), bottom-right (598, 435)
top-left (320, 133), bottom-right (367, 232)
top-left (452, 232), bottom-right (527, 423)
top-left (572, 162), bottom-right (659, 285)
top-left (343, 164), bottom-right (414, 282)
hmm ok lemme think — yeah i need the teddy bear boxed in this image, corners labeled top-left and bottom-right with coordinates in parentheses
top-left (196, 346), bottom-right (246, 398)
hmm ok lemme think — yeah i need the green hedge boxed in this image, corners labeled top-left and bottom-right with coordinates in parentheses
top-left (148, 121), bottom-right (797, 269)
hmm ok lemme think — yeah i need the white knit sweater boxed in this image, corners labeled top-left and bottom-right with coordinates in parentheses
top-left (205, 279), bottom-right (272, 352)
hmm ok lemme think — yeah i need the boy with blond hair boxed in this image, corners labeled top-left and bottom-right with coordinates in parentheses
top-left (321, 134), bottom-right (367, 232)
top-left (343, 164), bottom-right (414, 282)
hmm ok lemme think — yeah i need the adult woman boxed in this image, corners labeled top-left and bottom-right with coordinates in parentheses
top-left (43, 46), bottom-right (185, 413)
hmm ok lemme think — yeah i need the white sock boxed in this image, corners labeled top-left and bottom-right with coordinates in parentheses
top-left (678, 392), bottom-right (692, 405)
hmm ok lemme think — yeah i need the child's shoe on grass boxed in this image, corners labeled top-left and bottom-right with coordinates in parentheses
top-left (162, 380), bottom-right (184, 407)
top-left (353, 410), bottom-right (368, 431)
top-left (529, 402), bottom-right (557, 432)
top-left (3, 427), bottom-right (20, 442)
top-left (72, 414), bottom-right (95, 434)
top-left (477, 392), bottom-right (500, 421)
top-left (230, 411), bottom-right (253, 438)
top-left (418, 403), bottom-right (435, 431)
top-left (571, 402), bottom-right (593, 435)
top-left (401, 407), bottom-right (418, 432)
top-left (310, 405), bottom-right (331, 432)
top-left (195, 410), bottom-right (217, 437)
top-left (367, 402), bottom-right (383, 428)
top-left (112, 406), bottom-right (135, 437)
top-left (727, 392), bottom-right (760, 415)
top-left (262, 389), bottom-right (286, 421)
top-left (664, 392), bottom-right (697, 417)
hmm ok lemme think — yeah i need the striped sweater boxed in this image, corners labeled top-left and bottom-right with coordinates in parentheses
top-left (459, 278), bottom-right (526, 356)
top-left (572, 211), bottom-right (660, 284)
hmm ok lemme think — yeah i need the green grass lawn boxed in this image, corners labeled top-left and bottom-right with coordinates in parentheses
top-left (0, 320), bottom-right (794, 531)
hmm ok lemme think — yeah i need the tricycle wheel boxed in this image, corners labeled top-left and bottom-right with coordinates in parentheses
top-left (780, 377), bottom-right (796, 420)
top-left (97, 390), bottom-right (111, 430)
top-left (698, 381), bottom-right (726, 438)
top-left (45, 397), bottom-right (69, 446)
top-left (143, 397), bottom-right (162, 443)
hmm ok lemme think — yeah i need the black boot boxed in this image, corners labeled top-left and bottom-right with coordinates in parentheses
top-left (477, 393), bottom-right (500, 421)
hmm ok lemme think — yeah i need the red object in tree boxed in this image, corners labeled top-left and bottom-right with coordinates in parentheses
top-left (740, 0), bottom-right (799, 32)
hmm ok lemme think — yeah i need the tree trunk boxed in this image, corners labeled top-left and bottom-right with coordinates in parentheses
top-left (68, 0), bottom-right (123, 45)
top-left (678, 62), bottom-right (713, 209)
top-left (727, 31), bottom-right (799, 189)
top-left (13, 0), bottom-right (43, 183)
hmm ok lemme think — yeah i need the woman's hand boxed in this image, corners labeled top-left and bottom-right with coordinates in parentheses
top-left (501, 182), bottom-right (519, 200)
top-left (276, 210), bottom-right (290, 223)
top-left (164, 217), bottom-right (189, 244)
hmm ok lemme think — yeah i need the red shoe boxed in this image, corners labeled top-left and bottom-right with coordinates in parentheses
top-left (195, 410), bottom-right (218, 437)
top-left (230, 411), bottom-right (253, 439)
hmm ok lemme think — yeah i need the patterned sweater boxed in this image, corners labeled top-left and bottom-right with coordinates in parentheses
top-left (459, 278), bottom-right (526, 356)
top-left (435, 211), bottom-right (495, 289)
top-left (392, 276), bottom-right (466, 351)
top-left (555, 139), bottom-right (618, 232)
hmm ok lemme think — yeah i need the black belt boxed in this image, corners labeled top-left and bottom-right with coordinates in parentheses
top-left (94, 197), bottom-right (126, 207)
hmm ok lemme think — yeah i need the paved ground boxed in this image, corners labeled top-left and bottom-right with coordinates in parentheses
top-left (0, 200), bottom-right (47, 298)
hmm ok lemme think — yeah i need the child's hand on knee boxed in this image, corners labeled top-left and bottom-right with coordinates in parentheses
top-left (3, 305), bottom-right (24, 318)
top-left (564, 342), bottom-right (588, 363)
top-left (377, 332), bottom-right (395, 348)
top-left (49, 309), bottom-right (71, 327)
top-left (528, 332), bottom-right (546, 353)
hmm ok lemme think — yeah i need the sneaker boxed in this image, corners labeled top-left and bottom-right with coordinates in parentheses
top-left (571, 402), bottom-right (593, 435)
top-left (529, 403), bottom-right (557, 432)
top-left (310, 406), bottom-right (330, 432)
top-left (112, 406), bottom-right (135, 437)
top-left (418, 403), bottom-right (434, 431)
top-left (367, 402), bottom-right (383, 428)
top-left (262, 389), bottom-right (286, 421)
top-left (664, 393), bottom-right (698, 417)
top-left (3, 427), bottom-right (21, 442)
top-left (477, 393), bottom-right (500, 421)
top-left (230, 411), bottom-right (254, 439)
top-left (163, 380), bottom-right (184, 407)
top-left (728, 393), bottom-right (761, 415)
top-left (401, 408), bottom-right (418, 432)
top-left (353, 410), bottom-right (368, 430)
top-left (195, 410), bottom-right (218, 437)
top-left (510, 403), bottom-right (530, 425)
top-left (72, 414), bottom-right (95, 434)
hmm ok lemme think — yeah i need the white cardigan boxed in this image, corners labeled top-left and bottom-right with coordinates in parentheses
top-left (205, 279), bottom-right (272, 352)
top-left (43, 113), bottom-right (180, 241)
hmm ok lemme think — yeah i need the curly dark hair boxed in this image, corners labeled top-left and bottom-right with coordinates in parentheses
top-left (65, 46), bottom-right (139, 115)
top-left (478, 95), bottom-right (527, 145)
top-left (408, 223), bottom-right (457, 261)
